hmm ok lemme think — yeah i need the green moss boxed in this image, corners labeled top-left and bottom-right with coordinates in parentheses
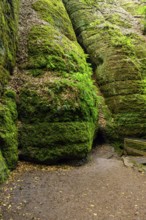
top-left (107, 14), bottom-right (132, 28)
top-left (0, 0), bottom-right (19, 71)
top-left (17, 70), bottom-right (98, 164)
top-left (0, 91), bottom-right (18, 170)
top-left (15, 0), bottom-right (99, 163)
top-left (18, 73), bottom-right (98, 124)
top-left (32, 0), bottom-right (76, 40)
top-left (26, 25), bottom-right (90, 75)
top-left (63, 0), bottom-right (146, 146)
top-left (19, 122), bottom-right (95, 163)
top-left (0, 0), bottom-right (19, 181)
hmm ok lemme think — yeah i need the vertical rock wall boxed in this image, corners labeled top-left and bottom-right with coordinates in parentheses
top-left (0, 0), bottom-right (19, 182)
top-left (63, 0), bottom-right (146, 146)
top-left (11, 0), bottom-right (98, 163)
top-left (2, 0), bottom-right (145, 174)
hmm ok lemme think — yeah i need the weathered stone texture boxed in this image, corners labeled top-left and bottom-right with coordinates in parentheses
top-left (12, 0), bottom-right (98, 164)
top-left (0, 0), bottom-right (19, 182)
top-left (63, 0), bottom-right (146, 145)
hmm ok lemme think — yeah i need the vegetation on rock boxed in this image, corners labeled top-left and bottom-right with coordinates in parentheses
top-left (63, 0), bottom-right (146, 148)
top-left (0, 0), bottom-right (19, 182)
top-left (1, 0), bottom-right (146, 181)
top-left (13, 0), bottom-right (98, 164)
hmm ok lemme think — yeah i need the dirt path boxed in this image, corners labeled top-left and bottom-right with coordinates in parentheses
top-left (1, 145), bottom-right (146, 220)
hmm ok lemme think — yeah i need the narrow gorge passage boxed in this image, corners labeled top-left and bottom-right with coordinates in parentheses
top-left (2, 0), bottom-right (146, 219)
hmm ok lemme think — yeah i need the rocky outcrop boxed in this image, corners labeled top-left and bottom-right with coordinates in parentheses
top-left (0, 0), bottom-right (19, 182)
top-left (1, 0), bottom-right (146, 181)
top-left (11, 0), bottom-right (98, 164)
top-left (63, 0), bottom-right (146, 146)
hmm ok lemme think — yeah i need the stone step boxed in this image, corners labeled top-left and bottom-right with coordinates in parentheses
top-left (124, 138), bottom-right (146, 156)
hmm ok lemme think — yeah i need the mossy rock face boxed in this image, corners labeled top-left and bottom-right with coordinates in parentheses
top-left (19, 122), bottom-right (95, 163)
top-left (0, 0), bottom-right (19, 71)
top-left (18, 73), bottom-right (97, 124)
top-left (0, 91), bottom-right (18, 170)
top-left (32, 0), bottom-right (76, 41)
top-left (0, 0), bottom-right (19, 92)
top-left (26, 25), bottom-right (90, 74)
top-left (63, 0), bottom-right (146, 144)
top-left (14, 0), bottom-right (98, 163)
top-left (0, 0), bottom-right (19, 180)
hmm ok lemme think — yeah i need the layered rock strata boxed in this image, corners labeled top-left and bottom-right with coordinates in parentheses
top-left (11, 0), bottom-right (98, 163)
top-left (63, 0), bottom-right (146, 145)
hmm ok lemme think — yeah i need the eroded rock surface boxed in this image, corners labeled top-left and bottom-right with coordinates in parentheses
top-left (1, 0), bottom-right (146, 180)
top-left (11, 0), bottom-right (98, 164)
top-left (63, 0), bottom-right (146, 145)
top-left (0, 0), bottom-right (19, 182)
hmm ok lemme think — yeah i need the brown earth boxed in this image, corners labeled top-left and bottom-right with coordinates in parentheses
top-left (1, 145), bottom-right (146, 220)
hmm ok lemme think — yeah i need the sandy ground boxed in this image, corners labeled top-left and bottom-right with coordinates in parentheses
top-left (1, 145), bottom-right (146, 220)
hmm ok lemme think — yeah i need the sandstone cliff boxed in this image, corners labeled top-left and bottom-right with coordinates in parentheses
top-left (63, 0), bottom-right (146, 146)
top-left (1, 0), bottom-right (146, 182)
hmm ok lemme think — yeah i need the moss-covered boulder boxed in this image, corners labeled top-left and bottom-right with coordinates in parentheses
top-left (63, 0), bottom-right (146, 146)
top-left (13, 0), bottom-right (98, 163)
top-left (0, 0), bottom-right (19, 181)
